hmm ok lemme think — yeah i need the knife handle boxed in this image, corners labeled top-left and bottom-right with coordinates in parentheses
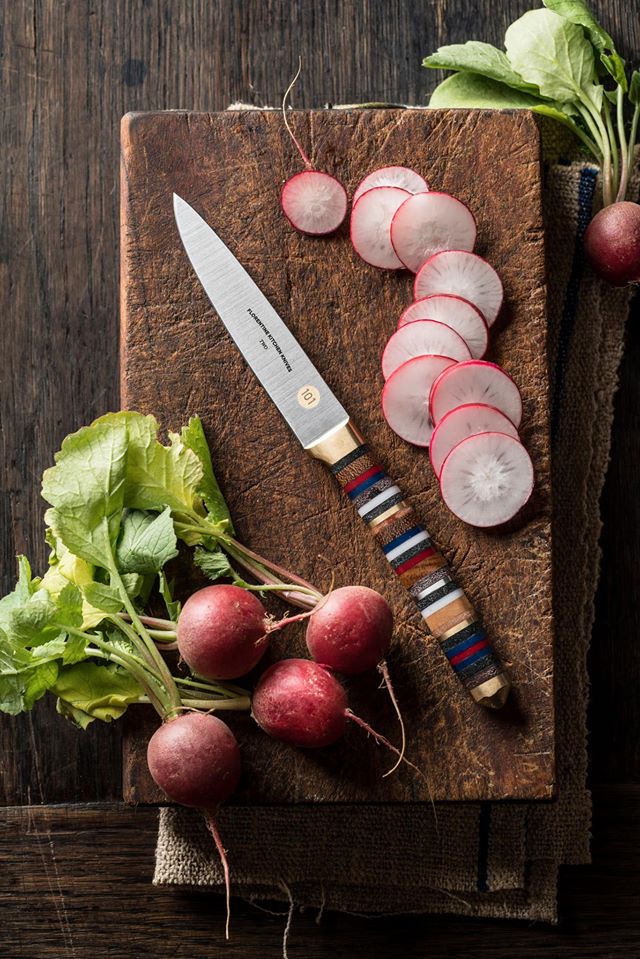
top-left (308, 421), bottom-right (510, 709)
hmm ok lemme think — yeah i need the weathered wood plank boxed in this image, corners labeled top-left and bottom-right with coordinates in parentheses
top-left (0, 786), bottom-right (639, 958)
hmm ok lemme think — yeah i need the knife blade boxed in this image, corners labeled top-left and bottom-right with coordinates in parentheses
top-left (173, 193), bottom-right (510, 709)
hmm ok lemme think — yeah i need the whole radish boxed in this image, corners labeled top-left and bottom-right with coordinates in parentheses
top-left (305, 585), bottom-right (393, 675)
top-left (584, 201), bottom-right (640, 286)
top-left (176, 584), bottom-right (270, 680)
top-left (280, 61), bottom-right (347, 236)
top-left (252, 657), bottom-right (409, 766)
top-left (147, 712), bottom-right (241, 938)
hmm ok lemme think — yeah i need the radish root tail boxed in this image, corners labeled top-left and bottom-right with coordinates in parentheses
top-left (377, 659), bottom-right (407, 778)
top-left (282, 57), bottom-right (313, 170)
top-left (205, 813), bottom-right (232, 940)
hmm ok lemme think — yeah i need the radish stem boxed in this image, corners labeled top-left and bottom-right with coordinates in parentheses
top-left (282, 58), bottom-right (313, 170)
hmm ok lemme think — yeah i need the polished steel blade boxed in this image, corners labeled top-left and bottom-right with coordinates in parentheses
top-left (173, 194), bottom-right (349, 449)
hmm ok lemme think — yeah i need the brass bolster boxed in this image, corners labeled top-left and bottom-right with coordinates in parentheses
top-left (306, 420), bottom-right (365, 467)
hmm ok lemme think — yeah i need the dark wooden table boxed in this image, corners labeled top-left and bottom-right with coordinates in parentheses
top-left (2, 2), bottom-right (639, 955)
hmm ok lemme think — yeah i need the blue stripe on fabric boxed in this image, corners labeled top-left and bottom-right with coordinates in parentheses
top-left (382, 525), bottom-right (424, 555)
top-left (550, 166), bottom-right (599, 445)
top-left (346, 470), bottom-right (385, 500)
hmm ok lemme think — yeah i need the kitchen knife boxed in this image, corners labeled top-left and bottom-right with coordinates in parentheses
top-left (173, 193), bottom-right (510, 709)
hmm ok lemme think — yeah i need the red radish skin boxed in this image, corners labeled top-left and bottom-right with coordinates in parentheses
top-left (353, 166), bottom-right (429, 205)
top-left (429, 359), bottom-right (523, 429)
top-left (305, 586), bottom-right (393, 674)
top-left (382, 354), bottom-right (456, 447)
top-left (147, 712), bottom-right (241, 807)
top-left (280, 171), bottom-right (348, 236)
top-left (252, 659), bottom-right (348, 747)
top-left (583, 201), bottom-right (640, 285)
top-left (439, 431), bottom-right (534, 528)
top-left (414, 250), bottom-right (504, 326)
top-left (381, 319), bottom-right (471, 380)
top-left (350, 186), bottom-right (411, 269)
top-left (398, 294), bottom-right (489, 360)
top-left (390, 192), bottom-right (477, 273)
top-left (177, 584), bottom-right (269, 680)
top-left (429, 402), bottom-right (520, 478)
top-left (146, 712), bottom-right (241, 939)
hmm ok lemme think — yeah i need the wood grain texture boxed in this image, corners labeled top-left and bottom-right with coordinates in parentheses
top-left (1, 786), bottom-right (639, 958)
top-left (119, 107), bottom-right (552, 803)
top-left (1, 0), bottom-right (639, 946)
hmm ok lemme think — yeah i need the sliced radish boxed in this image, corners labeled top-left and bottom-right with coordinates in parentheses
top-left (390, 192), bottom-right (476, 273)
top-left (398, 294), bottom-right (489, 359)
top-left (381, 320), bottom-right (470, 380)
top-left (439, 432), bottom-right (534, 528)
top-left (350, 186), bottom-right (410, 269)
top-left (414, 251), bottom-right (504, 326)
top-left (429, 360), bottom-right (522, 428)
top-left (352, 166), bottom-right (428, 206)
top-left (429, 403), bottom-right (520, 478)
top-left (381, 355), bottom-right (456, 447)
top-left (280, 171), bottom-right (348, 236)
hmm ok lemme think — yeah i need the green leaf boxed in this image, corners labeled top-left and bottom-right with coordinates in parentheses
top-left (121, 572), bottom-right (147, 600)
top-left (158, 571), bottom-right (181, 621)
top-left (630, 71), bottom-right (640, 106)
top-left (0, 674), bottom-right (27, 714)
top-left (0, 557), bottom-right (39, 631)
top-left (193, 546), bottom-right (234, 582)
top-left (542, 0), bottom-right (626, 89)
top-left (96, 412), bottom-right (203, 516)
top-left (23, 661), bottom-right (59, 709)
top-left (62, 634), bottom-right (88, 665)
top-left (81, 581), bottom-right (124, 614)
top-left (42, 418), bottom-right (128, 570)
top-left (178, 417), bottom-right (234, 533)
top-left (0, 627), bottom-right (32, 675)
top-left (10, 590), bottom-right (62, 646)
top-left (115, 508), bottom-right (178, 574)
top-left (424, 41), bottom-right (542, 95)
top-left (505, 9), bottom-right (597, 103)
top-left (52, 661), bottom-right (142, 728)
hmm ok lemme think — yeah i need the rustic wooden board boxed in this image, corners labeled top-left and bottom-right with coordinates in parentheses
top-left (120, 108), bottom-right (553, 803)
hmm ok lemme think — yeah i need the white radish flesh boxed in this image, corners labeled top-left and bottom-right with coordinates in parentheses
top-left (381, 320), bottom-right (471, 380)
top-left (439, 432), bottom-right (534, 528)
top-left (398, 294), bottom-right (489, 360)
top-left (350, 186), bottom-right (410, 269)
top-left (382, 355), bottom-right (456, 447)
top-left (280, 171), bottom-right (348, 236)
top-left (414, 251), bottom-right (504, 326)
top-left (390, 192), bottom-right (477, 273)
top-left (429, 359), bottom-right (522, 428)
top-left (353, 166), bottom-right (428, 206)
top-left (429, 403), bottom-right (520, 478)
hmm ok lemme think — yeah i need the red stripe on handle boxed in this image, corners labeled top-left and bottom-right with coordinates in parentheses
top-left (343, 465), bottom-right (382, 494)
top-left (394, 547), bottom-right (435, 575)
top-left (449, 638), bottom-right (489, 667)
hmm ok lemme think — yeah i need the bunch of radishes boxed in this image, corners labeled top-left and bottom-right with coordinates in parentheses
top-left (146, 581), bottom-right (408, 933)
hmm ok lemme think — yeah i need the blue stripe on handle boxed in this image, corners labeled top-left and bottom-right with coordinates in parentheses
top-left (346, 469), bottom-right (385, 500)
top-left (450, 646), bottom-right (491, 673)
top-left (382, 525), bottom-right (424, 555)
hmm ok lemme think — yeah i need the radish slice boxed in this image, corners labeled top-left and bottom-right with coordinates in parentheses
top-left (353, 166), bottom-right (428, 206)
top-left (390, 192), bottom-right (477, 273)
top-left (414, 251), bottom-right (504, 326)
top-left (382, 355), bottom-right (456, 447)
top-left (398, 294), bottom-right (489, 359)
top-left (429, 360), bottom-right (523, 428)
top-left (381, 320), bottom-right (471, 380)
top-left (439, 432), bottom-right (534, 528)
top-left (280, 171), bottom-right (348, 236)
top-left (350, 186), bottom-right (410, 269)
top-left (429, 403), bottom-right (520, 478)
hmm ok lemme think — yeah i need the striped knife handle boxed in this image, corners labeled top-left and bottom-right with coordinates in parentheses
top-left (308, 421), bottom-right (510, 709)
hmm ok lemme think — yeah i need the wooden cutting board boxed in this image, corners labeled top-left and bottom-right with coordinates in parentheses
top-left (120, 108), bottom-right (554, 803)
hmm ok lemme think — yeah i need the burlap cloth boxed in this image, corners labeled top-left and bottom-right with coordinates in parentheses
top-left (153, 144), bottom-right (636, 923)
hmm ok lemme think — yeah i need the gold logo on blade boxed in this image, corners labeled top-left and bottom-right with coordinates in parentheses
top-left (297, 385), bottom-right (320, 409)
